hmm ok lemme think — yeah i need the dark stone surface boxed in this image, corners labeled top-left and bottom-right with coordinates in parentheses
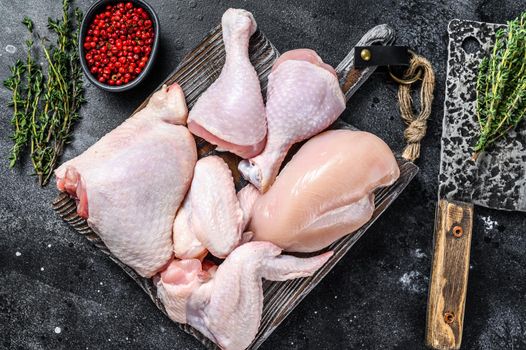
top-left (1, 0), bottom-right (525, 349)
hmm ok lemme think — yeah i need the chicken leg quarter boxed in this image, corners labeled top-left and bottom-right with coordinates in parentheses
top-left (55, 84), bottom-right (196, 277)
top-left (188, 9), bottom-right (267, 158)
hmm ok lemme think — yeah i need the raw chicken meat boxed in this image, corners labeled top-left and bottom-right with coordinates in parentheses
top-left (156, 259), bottom-right (211, 323)
top-left (239, 49), bottom-right (346, 192)
top-left (173, 156), bottom-right (246, 259)
top-left (249, 130), bottom-right (400, 252)
top-left (55, 84), bottom-right (196, 277)
top-left (237, 184), bottom-right (259, 228)
top-left (188, 9), bottom-right (267, 158)
top-left (172, 195), bottom-right (207, 260)
top-left (185, 242), bottom-right (332, 350)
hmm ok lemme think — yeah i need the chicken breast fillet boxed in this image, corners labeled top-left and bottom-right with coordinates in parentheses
top-left (249, 129), bottom-right (400, 252)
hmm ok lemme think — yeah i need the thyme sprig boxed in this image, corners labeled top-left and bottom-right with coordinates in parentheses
top-left (474, 11), bottom-right (526, 159)
top-left (3, 0), bottom-right (85, 185)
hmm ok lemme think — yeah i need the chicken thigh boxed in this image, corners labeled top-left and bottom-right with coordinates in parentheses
top-left (55, 84), bottom-right (196, 277)
top-left (188, 9), bottom-right (267, 158)
top-left (173, 156), bottom-right (246, 259)
top-left (249, 130), bottom-right (400, 252)
top-left (186, 242), bottom-right (332, 350)
top-left (239, 49), bottom-right (346, 192)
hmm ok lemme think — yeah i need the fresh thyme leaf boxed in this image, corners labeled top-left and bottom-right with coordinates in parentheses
top-left (3, 0), bottom-right (84, 186)
top-left (22, 17), bottom-right (34, 33)
top-left (474, 11), bottom-right (526, 159)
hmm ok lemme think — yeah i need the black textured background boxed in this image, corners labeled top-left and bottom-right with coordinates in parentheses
top-left (1, 1), bottom-right (525, 349)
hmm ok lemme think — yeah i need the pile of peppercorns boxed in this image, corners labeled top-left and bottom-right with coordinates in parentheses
top-left (83, 2), bottom-right (154, 86)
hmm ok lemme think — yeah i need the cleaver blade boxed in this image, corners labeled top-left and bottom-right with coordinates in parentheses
top-left (426, 19), bottom-right (526, 350)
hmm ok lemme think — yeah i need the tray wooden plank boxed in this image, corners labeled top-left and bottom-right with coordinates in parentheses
top-left (53, 24), bottom-right (418, 350)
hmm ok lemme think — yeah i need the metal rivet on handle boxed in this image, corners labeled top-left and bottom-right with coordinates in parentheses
top-left (452, 225), bottom-right (463, 238)
top-left (444, 312), bottom-right (455, 324)
top-left (360, 49), bottom-right (372, 61)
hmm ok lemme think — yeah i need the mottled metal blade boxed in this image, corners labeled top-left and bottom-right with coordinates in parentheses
top-left (439, 19), bottom-right (526, 212)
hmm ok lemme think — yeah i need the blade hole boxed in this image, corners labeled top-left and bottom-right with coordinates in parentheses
top-left (461, 36), bottom-right (481, 55)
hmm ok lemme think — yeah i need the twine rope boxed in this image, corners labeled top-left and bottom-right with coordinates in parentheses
top-left (397, 54), bottom-right (435, 161)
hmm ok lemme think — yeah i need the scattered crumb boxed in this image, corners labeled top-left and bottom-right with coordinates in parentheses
top-left (399, 271), bottom-right (427, 293)
top-left (412, 248), bottom-right (427, 259)
top-left (54, 327), bottom-right (61, 334)
top-left (5, 45), bottom-right (16, 54)
top-left (481, 216), bottom-right (497, 231)
top-left (15, 251), bottom-right (21, 257)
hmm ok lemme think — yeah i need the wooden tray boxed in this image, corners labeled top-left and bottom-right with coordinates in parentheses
top-left (53, 24), bottom-right (419, 349)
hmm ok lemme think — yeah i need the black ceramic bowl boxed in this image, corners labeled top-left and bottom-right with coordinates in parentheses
top-left (79, 0), bottom-right (160, 92)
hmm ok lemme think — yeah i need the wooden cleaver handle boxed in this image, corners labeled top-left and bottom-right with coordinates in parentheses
top-left (426, 199), bottom-right (474, 350)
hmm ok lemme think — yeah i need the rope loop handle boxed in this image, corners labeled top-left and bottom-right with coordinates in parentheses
top-left (395, 52), bottom-right (435, 162)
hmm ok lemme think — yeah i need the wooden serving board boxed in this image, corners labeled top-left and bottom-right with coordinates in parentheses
top-left (53, 24), bottom-right (419, 349)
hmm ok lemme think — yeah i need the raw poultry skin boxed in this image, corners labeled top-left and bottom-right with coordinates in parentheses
top-left (185, 242), bottom-right (332, 350)
top-left (188, 8), bottom-right (267, 158)
top-left (172, 194), bottom-right (207, 259)
top-left (55, 84), bottom-right (197, 277)
top-left (236, 184), bottom-right (260, 228)
top-left (173, 156), bottom-right (246, 259)
top-left (249, 130), bottom-right (400, 253)
top-left (239, 49), bottom-right (346, 192)
top-left (156, 259), bottom-right (215, 323)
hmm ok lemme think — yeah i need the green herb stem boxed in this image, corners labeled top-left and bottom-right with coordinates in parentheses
top-left (3, 0), bottom-right (84, 185)
top-left (474, 11), bottom-right (526, 159)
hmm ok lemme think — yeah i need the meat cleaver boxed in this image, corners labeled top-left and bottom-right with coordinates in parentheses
top-left (426, 19), bottom-right (526, 350)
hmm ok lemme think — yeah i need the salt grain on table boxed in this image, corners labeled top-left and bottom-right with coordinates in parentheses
top-left (5, 44), bottom-right (16, 54)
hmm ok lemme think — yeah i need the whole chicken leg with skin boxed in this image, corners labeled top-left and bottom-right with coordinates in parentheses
top-left (188, 9), bottom-right (267, 158)
top-left (249, 129), bottom-right (400, 253)
top-left (55, 84), bottom-right (196, 278)
top-left (239, 49), bottom-right (346, 192)
top-left (186, 242), bottom-right (332, 350)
